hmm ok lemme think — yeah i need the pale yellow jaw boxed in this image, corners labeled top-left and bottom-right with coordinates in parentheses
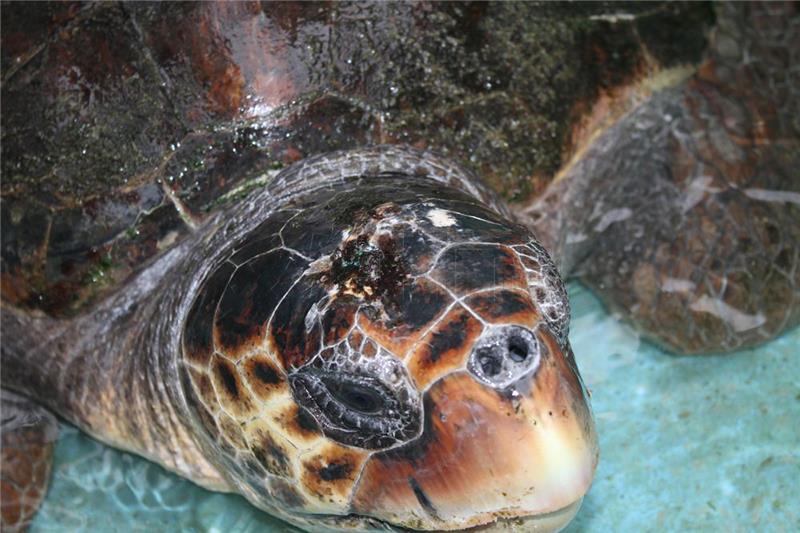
top-left (351, 360), bottom-right (598, 531)
top-left (465, 499), bottom-right (584, 533)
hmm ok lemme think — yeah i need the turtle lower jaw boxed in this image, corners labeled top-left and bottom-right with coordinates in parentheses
top-left (378, 498), bottom-right (584, 532)
top-left (454, 498), bottom-right (584, 533)
top-left (296, 499), bottom-right (584, 532)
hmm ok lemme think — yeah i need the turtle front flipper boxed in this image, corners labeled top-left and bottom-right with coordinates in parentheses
top-left (1, 390), bottom-right (58, 532)
top-left (527, 2), bottom-right (799, 354)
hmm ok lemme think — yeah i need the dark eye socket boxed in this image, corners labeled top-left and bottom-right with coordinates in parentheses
top-left (289, 369), bottom-right (421, 450)
top-left (327, 380), bottom-right (383, 414)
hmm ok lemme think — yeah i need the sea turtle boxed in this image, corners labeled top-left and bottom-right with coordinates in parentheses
top-left (1, 1), bottom-right (798, 532)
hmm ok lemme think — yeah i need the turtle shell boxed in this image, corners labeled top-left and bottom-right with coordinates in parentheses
top-left (1, 1), bottom-right (713, 317)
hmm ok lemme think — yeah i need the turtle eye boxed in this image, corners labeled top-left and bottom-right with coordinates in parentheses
top-left (325, 379), bottom-right (383, 414)
top-left (288, 370), bottom-right (421, 449)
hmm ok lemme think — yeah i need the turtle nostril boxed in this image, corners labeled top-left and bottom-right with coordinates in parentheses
top-left (478, 350), bottom-right (502, 376)
top-left (507, 336), bottom-right (528, 362)
top-left (468, 325), bottom-right (541, 388)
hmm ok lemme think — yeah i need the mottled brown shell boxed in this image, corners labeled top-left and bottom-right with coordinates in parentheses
top-left (1, 1), bottom-right (712, 317)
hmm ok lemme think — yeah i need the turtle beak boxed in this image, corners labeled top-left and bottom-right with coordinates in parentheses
top-left (351, 330), bottom-right (598, 531)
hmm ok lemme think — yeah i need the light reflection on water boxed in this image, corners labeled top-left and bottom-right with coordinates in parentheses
top-left (31, 282), bottom-right (799, 532)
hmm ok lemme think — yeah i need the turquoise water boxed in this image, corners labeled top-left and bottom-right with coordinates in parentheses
top-left (30, 283), bottom-right (799, 532)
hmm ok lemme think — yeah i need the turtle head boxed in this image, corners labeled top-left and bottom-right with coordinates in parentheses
top-left (179, 175), bottom-right (597, 531)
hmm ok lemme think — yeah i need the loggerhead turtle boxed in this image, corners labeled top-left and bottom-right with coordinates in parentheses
top-left (1, 1), bottom-right (798, 532)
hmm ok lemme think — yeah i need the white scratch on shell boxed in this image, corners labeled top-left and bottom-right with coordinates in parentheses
top-left (594, 207), bottom-right (633, 232)
top-left (566, 232), bottom-right (588, 244)
top-left (589, 13), bottom-right (636, 22)
top-left (661, 278), bottom-right (696, 293)
top-left (682, 175), bottom-right (721, 213)
top-left (156, 230), bottom-right (179, 250)
top-left (304, 302), bottom-right (320, 332)
top-left (743, 188), bottom-right (800, 206)
top-left (689, 296), bottom-right (766, 332)
top-left (426, 208), bottom-right (457, 227)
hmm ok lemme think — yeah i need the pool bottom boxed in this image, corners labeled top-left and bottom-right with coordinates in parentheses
top-left (30, 283), bottom-right (800, 532)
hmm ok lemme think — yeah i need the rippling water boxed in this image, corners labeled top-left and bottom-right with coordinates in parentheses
top-left (30, 282), bottom-right (799, 532)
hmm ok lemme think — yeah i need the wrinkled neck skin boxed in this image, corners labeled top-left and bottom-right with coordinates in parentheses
top-left (0, 146), bottom-right (506, 504)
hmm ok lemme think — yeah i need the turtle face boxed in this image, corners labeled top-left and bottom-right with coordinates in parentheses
top-left (180, 177), bottom-right (597, 531)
